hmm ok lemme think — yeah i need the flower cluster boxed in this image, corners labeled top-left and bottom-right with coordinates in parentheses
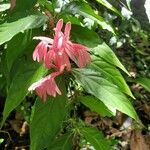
top-left (28, 19), bottom-right (91, 101)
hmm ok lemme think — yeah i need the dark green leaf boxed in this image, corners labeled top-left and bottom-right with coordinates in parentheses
top-left (6, 30), bottom-right (32, 71)
top-left (79, 96), bottom-right (113, 117)
top-left (30, 93), bottom-right (68, 150)
top-left (0, 12), bottom-right (47, 45)
top-left (71, 25), bottom-right (100, 48)
top-left (73, 68), bottom-right (139, 121)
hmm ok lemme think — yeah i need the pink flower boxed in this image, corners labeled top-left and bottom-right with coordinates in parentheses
top-left (28, 71), bottom-right (62, 101)
top-left (29, 19), bottom-right (91, 100)
top-left (33, 19), bottom-right (91, 71)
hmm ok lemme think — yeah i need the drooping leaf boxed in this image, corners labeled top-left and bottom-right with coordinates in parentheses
top-left (1, 60), bottom-right (47, 127)
top-left (0, 12), bottom-right (47, 45)
top-left (73, 68), bottom-right (139, 121)
top-left (62, 1), bottom-right (114, 33)
top-left (81, 127), bottom-right (111, 150)
top-left (30, 91), bottom-right (68, 150)
top-left (79, 96), bottom-right (113, 117)
top-left (88, 56), bottom-right (134, 98)
top-left (134, 77), bottom-right (150, 92)
top-left (47, 133), bottom-right (73, 150)
top-left (91, 43), bottom-right (130, 75)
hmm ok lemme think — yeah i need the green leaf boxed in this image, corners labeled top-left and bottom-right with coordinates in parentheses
top-left (1, 62), bottom-right (47, 127)
top-left (6, 30), bottom-right (32, 71)
top-left (89, 56), bottom-right (134, 98)
top-left (134, 77), bottom-right (150, 92)
top-left (0, 12), bottom-right (47, 45)
top-left (62, 1), bottom-right (114, 33)
top-left (15, 0), bottom-right (37, 11)
top-left (73, 68), bottom-right (139, 121)
top-left (71, 25), bottom-right (100, 48)
top-left (30, 94), bottom-right (68, 150)
top-left (79, 96), bottom-right (113, 117)
top-left (81, 127), bottom-right (111, 150)
top-left (91, 43), bottom-right (130, 75)
top-left (95, 0), bottom-right (121, 16)
top-left (48, 133), bottom-right (73, 150)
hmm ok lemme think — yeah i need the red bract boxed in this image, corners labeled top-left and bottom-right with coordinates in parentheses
top-left (29, 19), bottom-right (91, 100)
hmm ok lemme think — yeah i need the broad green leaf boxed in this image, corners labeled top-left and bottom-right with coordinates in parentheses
top-left (30, 93), bottom-right (68, 150)
top-left (79, 96), bottom-right (113, 117)
top-left (6, 30), bottom-right (32, 71)
top-left (88, 56), bottom-right (134, 98)
top-left (134, 77), bottom-right (150, 92)
top-left (1, 61), bottom-right (47, 127)
top-left (95, 0), bottom-right (121, 16)
top-left (62, 1), bottom-right (114, 33)
top-left (0, 12), bottom-right (47, 45)
top-left (73, 68), bottom-right (139, 121)
top-left (71, 25), bottom-right (100, 48)
top-left (81, 127), bottom-right (111, 150)
top-left (47, 133), bottom-right (73, 150)
top-left (91, 43), bottom-right (130, 75)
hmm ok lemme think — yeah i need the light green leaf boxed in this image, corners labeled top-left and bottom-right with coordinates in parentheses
top-left (144, 0), bottom-right (150, 23)
top-left (0, 12), bottom-right (47, 45)
top-left (30, 94), bottom-right (68, 150)
top-left (47, 133), bottom-right (73, 150)
top-left (81, 127), bottom-right (111, 150)
top-left (79, 96), bottom-right (113, 117)
top-left (95, 0), bottom-right (121, 16)
top-left (134, 77), bottom-right (150, 92)
top-left (0, 138), bottom-right (4, 144)
top-left (88, 56), bottom-right (134, 98)
top-left (73, 68), bottom-right (139, 121)
top-left (91, 43), bottom-right (130, 75)
top-left (1, 62), bottom-right (47, 127)
top-left (62, 1), bottom-right (114, 33)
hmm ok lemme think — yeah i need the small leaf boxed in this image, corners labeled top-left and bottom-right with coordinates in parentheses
top-left (81, 127), bottom-right (111, 150)
top-left (0, 12), bottom-right (47, 45)
top-left (79, 96), bottom-right (113, 117)
top-left (1, 61), bottom-right (47, 127)
top-left (30, 94), bottom-right (68, 150)
top-left (73, 68), bottom-right (139, 121)
top-left (91, 43), bottom-right (130, 75)
top-left (134, 77), bottom-right (150, 92)
top-left (62, 1), bottom-right (114, 33)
